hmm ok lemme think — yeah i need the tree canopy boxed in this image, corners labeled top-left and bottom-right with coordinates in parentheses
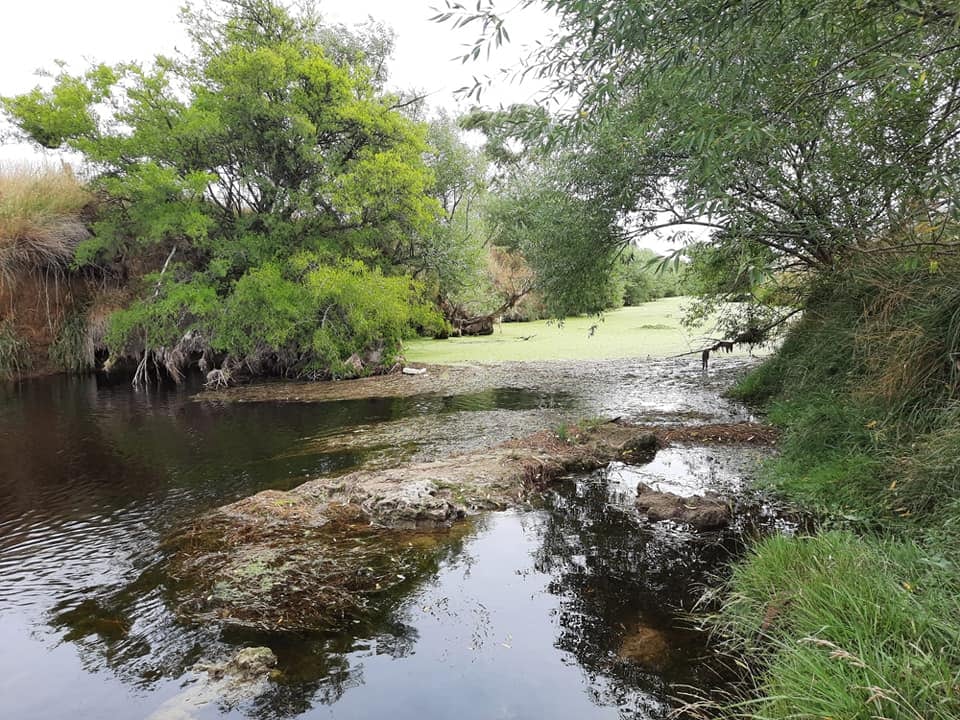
top-left (439, 0), bottom-right (960, 331)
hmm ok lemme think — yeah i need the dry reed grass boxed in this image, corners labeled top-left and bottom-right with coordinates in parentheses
top-left (0, 164), bottom-right (92, 288)
top-left (854, 254), bottom-right (960, 411)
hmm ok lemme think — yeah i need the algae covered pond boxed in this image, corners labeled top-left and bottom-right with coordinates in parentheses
top-left (0, 357), bottom-right (776, 719)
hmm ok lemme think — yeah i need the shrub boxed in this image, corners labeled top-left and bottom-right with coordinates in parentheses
top-left (105, 255), bottom-right (445, 380)
top-left (213, 258), bottom-right (444, 377)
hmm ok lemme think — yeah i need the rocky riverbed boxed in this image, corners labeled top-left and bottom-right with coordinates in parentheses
top-left (168, 419), bottom-right (776, 634)
top-left (2, 355), bottom-right (793, 720)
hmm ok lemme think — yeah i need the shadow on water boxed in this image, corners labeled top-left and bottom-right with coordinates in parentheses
top-left (0, 367), bottom-right (774, 719)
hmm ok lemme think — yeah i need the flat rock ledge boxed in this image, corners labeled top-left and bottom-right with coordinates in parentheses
top-left (167, 422), bottom-right (768, 632)
top-left (217, 423), bottom-right (659, 532)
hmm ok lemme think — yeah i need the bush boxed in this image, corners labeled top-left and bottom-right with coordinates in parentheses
top-left (105, 256), bottom-right (446, 379)
top-left (213, 258), bottom-right (444, 376)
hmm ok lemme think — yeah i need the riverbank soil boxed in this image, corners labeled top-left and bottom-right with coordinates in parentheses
top-left (0, 274), bottom-right (89, 378)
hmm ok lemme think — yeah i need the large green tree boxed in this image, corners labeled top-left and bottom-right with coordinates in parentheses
top-left (3, 0), bottom-right (446, 381)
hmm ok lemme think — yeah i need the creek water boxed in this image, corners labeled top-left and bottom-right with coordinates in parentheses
top-left (0, 360), bottom-right (774, 719)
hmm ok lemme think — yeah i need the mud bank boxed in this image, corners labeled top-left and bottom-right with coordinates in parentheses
top-left (169, 421), bottom-right (773, 633)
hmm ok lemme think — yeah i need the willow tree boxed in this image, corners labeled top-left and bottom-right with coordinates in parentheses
top-left (438, 1), bottom-right (960, 330)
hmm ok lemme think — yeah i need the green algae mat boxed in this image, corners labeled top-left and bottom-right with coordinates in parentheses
top-left (403, 297), bottom-right (756, 364)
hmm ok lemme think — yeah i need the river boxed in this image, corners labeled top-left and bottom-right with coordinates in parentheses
top-left (0, 358), bottom-right (779, 719)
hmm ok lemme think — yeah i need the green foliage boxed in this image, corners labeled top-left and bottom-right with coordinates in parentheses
top-left (717, 532), bottom-right (960, 720)
top-left (484, 160), bottom-right (624, 316)
top-left (2, 1), bottom-right (455, 380)
top-left (1, 64), bottom-right (114, 149)
top-left (445, 1), bottom-right (960, 264)
top-left (614, 247), bottom-right (686, 306)
top-left (418, 113), bottom-right (490, 305)
top-left (723, 255), bottom-right (960, 716)
top-left (440, 1), bottom-right (960, 342)
top-left (897, 404), bottom-right (960, 523)
top-left (106, 274), bottom-right (220, 354)
top-left (105, 254), bottom-right (444, 378)
top-left (728, 258), bottom-right (960, 523)
top-left (210, 257), bottom-right (444, 376)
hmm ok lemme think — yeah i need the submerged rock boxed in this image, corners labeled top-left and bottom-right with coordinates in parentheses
top-left (197, 646), bottom-right (277, 681)
top-left (616, 625), bottom-right (674, 672)
top-left (148, 647), bottom-right (277, 720)
top-left (635, 482), bottom-right (731, 529)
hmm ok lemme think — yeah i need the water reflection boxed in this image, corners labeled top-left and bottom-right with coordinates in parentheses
top-left (0, 369), bottom-right (771, 719)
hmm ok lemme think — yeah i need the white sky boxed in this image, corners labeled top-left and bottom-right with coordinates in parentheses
top-left (0, 0), bottom-right (552, 163)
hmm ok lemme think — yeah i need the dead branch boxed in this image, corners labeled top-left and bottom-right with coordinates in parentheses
top-left (670, 307), bottom-right (803, 361)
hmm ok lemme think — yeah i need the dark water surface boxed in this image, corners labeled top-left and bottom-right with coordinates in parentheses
top-left (0, 365), bottom-right (765, 720)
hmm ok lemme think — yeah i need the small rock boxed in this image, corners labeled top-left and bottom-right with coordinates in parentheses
top-left (193, 646), bottom-right (277, 682)
top-left (635, 483), bottom-right (731, 529)
top-left (226, 646), bottom-right (277, 678)
top-left (402, 366), bottom-right (427, 375)
top-left (344, 354), bottom-right (364, 374)
top-left (617, 432), bottom-right (658, 462)
top-left (364, 343), bottom-right (384, 365)
top-left (617, 625), bottom-right (673, 671)
top-left (362, 480), bottom-right (465, 529)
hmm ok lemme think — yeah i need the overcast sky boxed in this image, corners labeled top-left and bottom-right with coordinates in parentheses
top-left (0, 0), bottom-right (553, 163)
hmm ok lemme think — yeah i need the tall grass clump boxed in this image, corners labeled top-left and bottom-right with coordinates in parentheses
top-left (0, 320), bottom-right (29, 380)
top-left (716, 532), bottom-right (960, 719)
top-left (48, 306), bottom-right (96, 373)
top-left (717, 253), bottom-right (960, 717)
top-left (0, 164), bottom-right (91, 286)
top-left (896, 402), bottom-right (960, 533)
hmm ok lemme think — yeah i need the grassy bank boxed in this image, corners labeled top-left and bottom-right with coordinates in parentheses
top-left (716, 259), bottom-right (960, 718)
top-left (0, 164), bottom-right (91, 285)
top-left (0, 165), bottom-right (99, 379)
top-left (404, 297), bottom-right (758, 363)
